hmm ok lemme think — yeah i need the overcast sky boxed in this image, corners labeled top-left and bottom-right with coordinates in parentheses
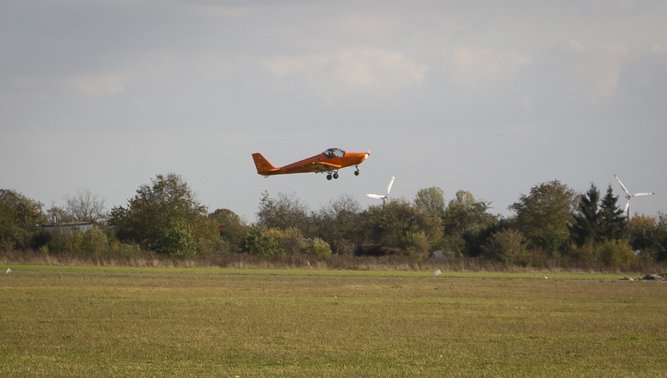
top-left (2, 0), bottom-right (666, 222)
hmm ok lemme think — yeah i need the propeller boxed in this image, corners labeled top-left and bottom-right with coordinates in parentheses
top-left (367, 176), bottom-right (395, 206)
top-left (614, 175), bottom-right (655, 218)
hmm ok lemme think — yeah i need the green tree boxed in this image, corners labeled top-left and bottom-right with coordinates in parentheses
top-left (365, 200), bottom-right (415, 247)
top-left (209, 208), bottom-right (249, 252)
top-left (656, 214), bottom-right (667, 261)
top-left (108, 174), bottom-right (216, 255)
top-left (511, 180), bottom-right (576, 254)
top-left (570, 184), bottom-right (601, 245)
top-left (413, 187), bottom-right (446, 251)
top-left (627, 215), bottom-right (656, 252)
top-left (414, 187), bottom-right (445, 216)
top-left (442, 190), bottom-right (497, 256)
top-left (313, 195), bottom-right (363, 255)
top-left (626, 214), bottom-right (667, 261)
top-left (257, 192), bottom-right (311, 235)
top-left (598, 185), bottom-right (626, 241)
top-left (0, 189), bottom-right (45, 250)
top-left (365, 200), bottom-right (441, 255)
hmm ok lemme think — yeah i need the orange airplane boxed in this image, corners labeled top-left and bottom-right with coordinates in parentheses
top-left (252, 147), bottom-right (370, 180)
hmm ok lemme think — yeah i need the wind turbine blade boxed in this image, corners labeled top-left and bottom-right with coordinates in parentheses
top-left (367, 194), bottom-right (385, 199)
top-left (623, 200), bottom-right (631, 214)
top-left (633, 192), bottom-right (655, 197)
top-left (386, 176), bottom-right (396, 195)
top-left (614, 175), bottom-right (631, 195)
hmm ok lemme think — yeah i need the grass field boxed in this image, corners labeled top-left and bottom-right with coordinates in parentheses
top-left (1, 265), bottom-right (665, 377)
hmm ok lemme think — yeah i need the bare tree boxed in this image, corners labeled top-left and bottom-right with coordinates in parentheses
top-left (64, 188), bottom-right (106, 223)
top-left (46, 205), bottom-right (72, 224)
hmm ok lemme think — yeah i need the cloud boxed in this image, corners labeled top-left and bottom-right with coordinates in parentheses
top-left (564, 40), bottom-right (630, 99)
top-left (262, 47), bottom-right (426, 96)
top-left (651, 44), bottom-right (667, 55)
top-left (447, 47), bottom-right (533, 90)
top-left (337, 12), bottom-right (401, 39)
top-left (70, 73), bottom-right (129, 97)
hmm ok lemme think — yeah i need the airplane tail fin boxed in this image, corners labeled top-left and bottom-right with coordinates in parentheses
top-left (252, 153), bottom-right (278, 175)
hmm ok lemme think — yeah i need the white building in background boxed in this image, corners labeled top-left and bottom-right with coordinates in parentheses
top-left (41, 222), bottom-right (93, 234)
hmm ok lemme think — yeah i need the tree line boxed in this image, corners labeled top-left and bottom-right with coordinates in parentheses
top-left (1, 173), bottom-right (665, 269)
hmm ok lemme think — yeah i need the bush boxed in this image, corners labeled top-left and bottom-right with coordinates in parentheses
top-left (164, 219), bottom-right (196, 257)
top-left (597, 239), bottom-right (636, 268)
top-left (46, 231), bottom-right (83, 254)
top-left (484, 229), bottom-right (528, 266)
top-left (81, 227), bottom-right (109, 257)
top-left (567, 241), bottom-right (598, 266)
top-left (402, 231), bottom-right (430, 257)
top-left (304, 237), bottom-right (332, 257)
top-left (331, 239), bottom-right (356, 256)
top-left (109, 240), bottom-right (144, 258)
top-left (269, 227), bottom-right (306, 255)
top-left (242, 227), bottom-right (281, 257)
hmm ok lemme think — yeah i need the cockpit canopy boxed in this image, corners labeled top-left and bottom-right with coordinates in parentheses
top-left (323, 148), bottom-right (345, 158)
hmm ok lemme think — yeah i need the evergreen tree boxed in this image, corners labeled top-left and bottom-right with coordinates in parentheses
top-left (571, 184), bottom-right (601, 245)
top-left (599, 185), bottom-right (626, 240)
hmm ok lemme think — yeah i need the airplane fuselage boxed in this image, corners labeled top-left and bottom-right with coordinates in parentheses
top-left (252, 148), bottom-right (369, 180)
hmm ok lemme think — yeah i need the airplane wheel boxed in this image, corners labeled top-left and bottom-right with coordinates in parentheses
top-left (333, 173), bottom-right (339, 179)
top-left (327, 174), bottom-right (332, 180)
top-left (354, 170), bottom-right (360, 176)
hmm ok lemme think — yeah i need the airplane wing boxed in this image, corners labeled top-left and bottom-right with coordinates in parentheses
top-left (312, 161), bottom-right (343, 171)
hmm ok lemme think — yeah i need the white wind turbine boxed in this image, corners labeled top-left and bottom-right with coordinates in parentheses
top-left (367, 176), bottom-right (395, 206)
top-left (614, 175), bottom-right (655, 218)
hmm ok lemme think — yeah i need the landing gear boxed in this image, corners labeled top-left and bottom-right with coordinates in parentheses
top-left (354, 165), bottom-right (360, 176)
top-left (326, 171), bottom-right (340, 180)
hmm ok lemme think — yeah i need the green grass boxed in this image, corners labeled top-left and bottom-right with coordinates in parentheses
top-left (1, 265), bottom-right (665, 377)
top-left (2, 264), bottom-right (626, 279)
